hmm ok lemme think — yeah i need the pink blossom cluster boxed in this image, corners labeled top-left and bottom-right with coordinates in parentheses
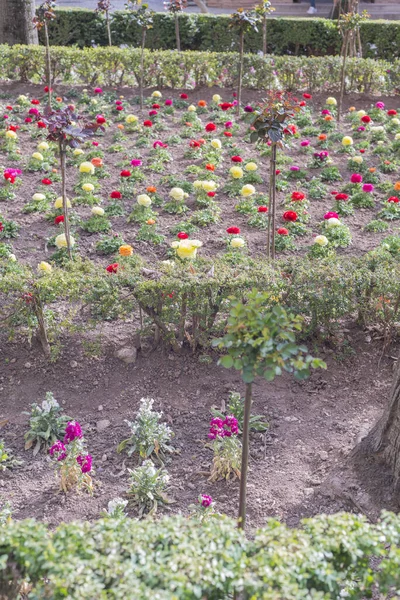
top-left (49, 421), bottom-right (92, 473)
top-left (208, 415), bottom-right (239, 440)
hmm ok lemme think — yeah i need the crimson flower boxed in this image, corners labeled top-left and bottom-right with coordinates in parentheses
top-left (152, 104), bottom-right (160, 109)
top-left (224, 132), bottom-right (232, 137)
top-left (37, 122), bottom-right (46, 128)
top-left (277, 227), bottom-right (289, 235)
top-left (31, 99), bottom-right (40, 105)
top-left (190, 140), bottom-right (200, 148)
top-left (324, 211), bottom-right (339, 219)
top-left (219, 102), bottom-right (233, 111)
top-left (283, 210), bottom-right (298, 222)
top-left (207, 191), bottom-right (216, 197)
top-left (291, 191), bottom-right (305, 201)
top-left (361, 115), bottom-right (371, 123)
top-left (143, 120), bottom-right (153, 127)
top-left (231, 156), bottom-right (242, 163)
top-left (388, 109), bottom-right (397, 116)
top-left (116, 106), bottom-right (124, 111)
top-left (258, 206), bottom-right (268, 213)
top-left (205, 123), bottom-right (217, 132)
top-left (335, 193), bottom-right (349, 201)
top-left (226, 226), bottom-right (240, 234)
top-left (303, 93), bottom-right (312, 99)
top-left (106, 263), bottom-right (119, 273)
top-left (0, 222), bottom-right (3, 232)
top-left (388, 196), bottom-right (399, 203)
top-left (42, 178), bottom-right (52, 185)
top-left (55, 215), bottom-right (65, 225)
top-left (180, 93), bottom-right (188, 99)
top-left (110, 190), bottom-right (122, 199)
top-left (120, 170), bottom-right (131, 177)
top-left (96, 116), bottom-right (106, 124)
top-left (177, 232), bottom-right (188, 239)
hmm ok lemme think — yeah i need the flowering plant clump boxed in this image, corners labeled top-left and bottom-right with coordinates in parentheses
top-left (24, 392), bottom-right (71, 455)
top-left (102, 497), bottom-right (128, 519)
top-left (188, 494), bottom-right (217, 523)
top-left (49, 421), bottom-right (94, 494)
top-left (118, 398), bottom-right (175, 463)
top-left (127, 460), bottom-right (170, 517)
top-left (211, 391), bottom-right (268, 433)
top-left (208, 416), bottom-right (241, 482)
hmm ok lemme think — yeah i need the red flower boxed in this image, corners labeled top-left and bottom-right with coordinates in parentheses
top-left (106, 263), bottom-right (119, 273)
top-left (283, 210), bottom-right (298, 222)
top-left (143, 120), bottom-right (153, 127)
top-left (277, 227), bottom-right (289, 235)
top-left (37, 121), bottom-right (46, 128)
top-left (303, 93), bottom-right (312, 99)
top-left (177, 232), bottom-right (189, 239)
top-left (44, 86), bottom-right (52, 93)
top-left (0, 222), bottom-right (3, 232)
top-left (8, 125), bottom-right (18, 132)
top-left (116, 106), bottom-right (124, 111)
top-left (206, 164), bottom-right (215, 171)
top-left (335, 193), bottom-right (349, 201)
top-left (180, 93), bottom-right (188, 99)
top-left (190, 140), bottom-right (200, 148)
top-left (276, 169), bottom-right (281, 175)
top-left (54, 215), bottom-right (65, 225)
top-left (205, 123), bottom-right (217, 132)
top-left (120, 170), bottom-right (131, 177)
top-left (96, 116), bottom-right (106, 124)
top-left (361, 115), bottom-right (371, 123)
top-left (152, 104), bottom-right (160, 109)
top-left (207, 191), bottom-right (216, 197)
top-left (25, 118), bottom-right (32, 123)
top-left (41, 178), bottom-right (52, 185)
top-left (226, 226), bottom-right (240, 234)
top-left (31, 99), bottom-right (40, 105)
top-left (291, 191), bottom-right (305, 201)
top-left (6, 106), bottom-right (13, 111)
top-left (115, 100), bottom-right (122, 105)
top-left (359, 149), bottom-right (365, 153)
top-left (388, 109), bottom-right (397, 116)
top-left (299, 101), bottom-right (306, 107)
top-left (219, 102), bottom-right (233, 111)
top-left (231, 156), bottom-right (242, 163)
top-left (258, 206), bottom-right (268, 213)
top-left (224, 132), bottom-right (232, 137)
top-left (388, 196), bottom-right (399, 203)
top-left (110, 190), bottom-right (122, 199)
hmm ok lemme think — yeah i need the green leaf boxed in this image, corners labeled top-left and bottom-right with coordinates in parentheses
top-left (219, 355), bottom-right (234, 369)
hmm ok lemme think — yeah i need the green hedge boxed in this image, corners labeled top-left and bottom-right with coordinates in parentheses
top-left (37, 8), bottom-right (400, 60)
top-left (1, 512), bottom-right (400, 598)
top-left (0, 44), bottom-right (398, 94)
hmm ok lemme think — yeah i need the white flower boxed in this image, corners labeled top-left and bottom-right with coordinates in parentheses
top-left (314, 235), bottom-right (329, 246)
top-left (91, 206), bottom-right (105, 216)
top-left (169, 187), bottom-right (186, 202)
top-left (230, 237), bottom-right (245, 248)
top-left (211, 139), bottom-right (221, 149)
top-left (32, 193), bottom-right (46, 202)
top-left (137, 194), bottom-right (152, 207)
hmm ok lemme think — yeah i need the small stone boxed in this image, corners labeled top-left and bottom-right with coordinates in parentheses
top-left (70, 360), bottom-right (78, 368)
top-left (97, 419), bottom-right (111, 433)
top-left (98, 405), bottom-right (103, 412)
top-left (101, 454), bottom-right (108, 462)
top-left (115, 347), bottom-right (137, 364)
top-left (283, 416), bottom-right (299, 423)
top-left (187, 482), bottom-right (196, 490)
top-left (0, 480), bottom-right (5, 487)
top-left (24, 362), bottom-right (31, 369)
top-left (10, 358), bottom-right (16, 364)
top-left (304, 487), bottom-right (314, 497)
top-left (319, 451), bottom-right (329, 461)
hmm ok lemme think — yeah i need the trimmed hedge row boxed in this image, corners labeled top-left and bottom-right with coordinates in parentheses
top-left (37, 8), bottom-right (400, 60)
top-left (2, 512), bottom-right (400, 598)
top-left (0, 44), bottom-right (398, 94)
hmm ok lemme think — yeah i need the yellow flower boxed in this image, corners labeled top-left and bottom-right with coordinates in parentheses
top-left (38, 261), bottom-right (52, 273)
top-left (79, 161), bottom-right (95, 174)
top-left (32, 193), bottom-right (46, 201)
top-left (169, 187), bottom-right (186, 202)
top-left (137, 194), bottom-right (152, 207)
top-left (91, 206), bottom-right (105, 216)
top-left (55, 233), bottom-right (75, 249)
top-left (5, 130), bottom-right (17, 139)
top-left (342, 136), bottom-right (353, 146)
top-left (392, 118), bottom-right (400, 126)
top-left (193, 180), bottom-right (203, 190)
top-left (82, 183), bottom-right (94, 192)
top-left (211, 139), bottom-right (221, 149)
top-left (212, 94), bottom-right (221, 103)
top-left (17, 94), bottom-right (28, 103)
top-left (357, 110), bottom-right (366, 118)
top-left (73, 148), bottom-right (84, 156)
top-left (32, 152), bottom-right (43, 161)
top-left (326, 97), bottom-right (337, 106)
top-left (245, 162), bottom-right (258, 171)
top-left (119, 244), bottom-right (133, 256)
top-left (54, 196), bottom-right (71, 209)
top-left (395, 133), bottom-right (400, 140)
top-left (314, 235), bottom-right (328, 246)
top-left (230, 237), bottom-right (245, 248)
top-left (241, 184), bottom-right (256, 197)
top-left (202, 180), bottom-right (217, 193)
top-left (126, 114), bottom-right (138, 124)
top-left (152, 90), bottom-right (162, 98)
top-left (175, 239), bottom-right (202, 259)
top-left (187, 105), bottom-right (197, 112)
top-left (9, 253), bottom-right (16, 262)
top-left (352, 156), bottom-right (363, 164)
top-left (37, 142), bottom-right (49, 151)
top-left (229, 166), bottom-right (244, 179)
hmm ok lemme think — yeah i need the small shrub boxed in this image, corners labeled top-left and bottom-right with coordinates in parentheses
top-left (208, 416), bottom-right (241, 482)
top-left (49, 421), bottom-right (94, 494)
top-left (127, 460), bottom-right (170, 517)
top-left (24, 392), bottom-right (71, 455)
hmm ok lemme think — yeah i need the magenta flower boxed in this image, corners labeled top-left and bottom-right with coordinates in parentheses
top-left (49, 440), bottom-right (67, 461)
top-left (357, 126), bottom-right (366, 132)
top-left (244, 105), bottom-right (253, 113)
top-left (375, 102), bottom-right (385, 109)
top-left (225, 121), bottom-right (233, 128)
top-left (94, 87), bottom-right (103, 94)
top-left (300, 140), bottom-right (310, 147)
top-left (149, 110), bottom-right (158, 116)
top-left (28, 108), bottom-right (39, 116)
top-left (290, 166), bottom-right (300, 171)
top-left (224, 414), bottom-right (239, 435)
top-left (350, 173), bottom-right (363, 184)
top-left (200, 494), bottom-right (213, 507)
top-left (321, 109), bottom-right (331, 115)
top-left (153, 140), bottom-right (167, 149)
top-left (64, 421), bottom-right (83, 444)
top-left (130, 159), bottom-right (142, 167)
top-left (77, 454), bottom-right (92, 473)
top-left (165, 99), bottom-right (173, 106)
top-left (362, 183), bottom-right (374, 193)
top-left (324, 211), bottom-right (339, 219)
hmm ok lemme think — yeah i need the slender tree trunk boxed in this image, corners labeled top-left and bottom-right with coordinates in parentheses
top-left (193, 0), bottom-right (209, 12)
top-left (262, 15), bottom-right (267, 56)
top-left (32, 291), bottom-right (51, 358)
top-left (106, 10), bottom-right (112, 47)
top-left (266, 144), bottom-right (277, 260)
top-left (0, 0), bottom-right (38, 45)
top-left (59, 140), bottom-right (72, 259)
top-left (353, 354), bottom-right (400, 486)
top-left (140, 28), bottom-right (146, 110)
top-left (237, 30), bottom-right (244, 117)
top-left (238, 383), bottom-right (252, 529)
top-left (337, 31), bottom-right (349, 124)
top-left (44, 21), bottom-right (52, 111)
top-left (175, 13), bottom-right (181, 52)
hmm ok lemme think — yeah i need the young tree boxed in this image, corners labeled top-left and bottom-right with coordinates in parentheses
top-left (164, 0), bottom-right (187, 52)
top-left (125, 1), bottom-right (155, 110)
top-left (33, 1), bottom-right (57, 110)
top-left (229, 9), bottom-right (260, 116)
top-left (0, 0), bottom-right (38, 45)
top-left (213, 290), bottom-right (326, 529)
top-left (41, 107), bottom-right (104, 259)
top-left (97, 0), bottom-right (113, 47)
top-left (254, 0), bottom-right (274, 57)
top-left (248, 91), bottom-right (300, 259)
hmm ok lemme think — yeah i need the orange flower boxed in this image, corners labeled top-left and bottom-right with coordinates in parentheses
top-left (369, 167), bottom-right (376, 173)
top-left (185, 122), bottom-right (192, 127)
top-left (198, 138), bottom-right (206, 145)
top-left (324, 115), bottom-right (333, 121)
top-left (318, 134), bottom-right (327, 141)
top-left (384, 160), bottom-right (391, 165)
top-left (56, 97), bottom-right (63, 103)
top-left (117, 124), bottom-right (124, 130)
top-left (349, 106), bottom-right (356, 112)
top-left (52, 168), bottom-right (58, 173)
top-left (198, 100), bottom-right (207, 107)
top-left (91, 157), bottom-right (103, 168)
top-left (119, 244), bottom-right (133, 256)
top-left (146, 218), bottom-right (156, 225)
top-left (146, 186), bottom-right (157, 193)
top-left (394, 181), bottom-right (400, 191)
top-left (206, 164), bottom-right (215, 171)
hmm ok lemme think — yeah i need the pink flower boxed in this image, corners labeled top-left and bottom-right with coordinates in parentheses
top-left (300, 140), bottom-right (310, 147)
top-left (77, 454), bottom-right (92, 473)
top-left (165, 99), bottom-right (173, 106)
top-left (153, 140), bottom-right (167, 148)
top-left (130, 159), bottom-right (142, 167)
top-left (375, 102), bottom-right (385, 109)
top-left (362, 183), bottom-right (374, 193)
top-left (149, 110), bottom-right (158, 117)
top-left (225, 121), bottom-right (233, 128)
top-left (324, 211), bottom-right (339, 219)
top-left (200, 494), bottom-right (213, 507)
top-left (94, 87), bottom-right (103, 94)
top-left (350, 173), bottom-right (362, 184)
top-left (49, 440), bottom-right (66, 461)
top-left (64, 421), bottom-right (83, 444)
top-left (321, 109), bottom-right (331, 115)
